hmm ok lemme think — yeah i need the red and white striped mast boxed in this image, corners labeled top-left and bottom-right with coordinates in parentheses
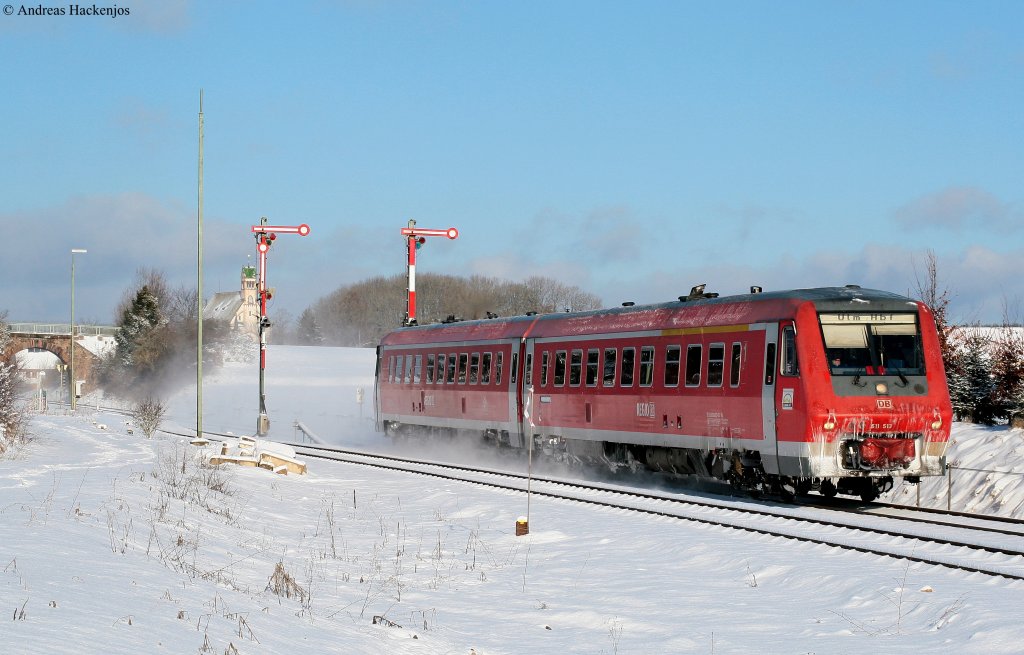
top-left (400, 219), bottom-right (459, 326)
top-left (251, 217), bottom-right (311, 435)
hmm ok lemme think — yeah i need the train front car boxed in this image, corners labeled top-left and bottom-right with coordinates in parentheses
top-left (783, 288), bottom-right (953, 501)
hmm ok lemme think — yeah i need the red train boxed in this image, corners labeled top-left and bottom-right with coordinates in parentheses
top-left (374, 285), bottom-right (952, 501)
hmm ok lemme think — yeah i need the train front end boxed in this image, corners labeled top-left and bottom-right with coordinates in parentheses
top-left (791, 294), bottom-right (953, 501)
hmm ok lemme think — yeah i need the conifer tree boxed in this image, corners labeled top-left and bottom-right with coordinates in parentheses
top-left (297, 308), bottom-right (324, 345)
top-left (947, 330), bottom-right (998, 424)
top-left (110, 285), bottom-right (166, 381)
top-left (990, 322), bottom-right (1024, 426)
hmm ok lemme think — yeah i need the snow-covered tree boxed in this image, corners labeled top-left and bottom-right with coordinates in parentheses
top-left (113, 284), bottom-right (164, 369)
top-left (990, 323), bottom-right (1024, 427)
top-left (947, 329), bottom-right (1001, 424)
top-left (0, 312), bottom-right (27, 447)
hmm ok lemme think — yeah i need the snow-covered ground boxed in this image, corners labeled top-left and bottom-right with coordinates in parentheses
top-left (2, 346), bottom-right (1023, 654)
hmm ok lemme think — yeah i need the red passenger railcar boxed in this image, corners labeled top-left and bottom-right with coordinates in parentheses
top-left (375, 285), bottom-right (952, 501)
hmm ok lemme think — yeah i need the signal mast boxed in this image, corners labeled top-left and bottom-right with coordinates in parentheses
top-left (251, 217), bottom-right (311, 435)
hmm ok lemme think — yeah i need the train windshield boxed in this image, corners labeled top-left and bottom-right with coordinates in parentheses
top-left (818, 312), bottom-right (925, 376)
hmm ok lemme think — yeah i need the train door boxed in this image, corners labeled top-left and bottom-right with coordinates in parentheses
top-left (760, 324), bottom-right (781, 475)
top-left (373, 345), bottom-right (383, 432)
top-left (773, 321), bottom-right (804, 476)
top-left (514, 338), bottom-right (535, 449)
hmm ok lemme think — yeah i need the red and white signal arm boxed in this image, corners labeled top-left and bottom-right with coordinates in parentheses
top-left (400, 226), bottom-right (459, 240)
top-left (254, 223), bottom-right (311, 236)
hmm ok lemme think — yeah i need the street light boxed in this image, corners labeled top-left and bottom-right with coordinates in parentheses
top-left (70, 248), bottom-right (87, 411)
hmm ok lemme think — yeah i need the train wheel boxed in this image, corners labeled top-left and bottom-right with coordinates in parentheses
top-left (819, 479), bottom-right (838, 498)
top-left (860, 488), bottom-right (879, 503)
top-left (794, 479), bottom-right (812, 496)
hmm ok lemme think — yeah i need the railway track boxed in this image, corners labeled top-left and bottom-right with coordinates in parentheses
top-left (142, 418), bottom-right (1024, 582)
top-left (271, 441), bottom-right (1024, 582)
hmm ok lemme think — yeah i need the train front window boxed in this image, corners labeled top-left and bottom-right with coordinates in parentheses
top-left (819, 312), bottom-right (925, 376)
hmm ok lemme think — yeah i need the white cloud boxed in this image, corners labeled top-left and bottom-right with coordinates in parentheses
top-left (893, 186), bottom-right (1019, 232)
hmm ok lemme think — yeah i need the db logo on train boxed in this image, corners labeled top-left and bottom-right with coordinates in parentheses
top-left (876, 398), bottom-right (893, 409)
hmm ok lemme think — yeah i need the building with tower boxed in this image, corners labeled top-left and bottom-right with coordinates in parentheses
top-left (204, 265), bottom-right (260, 338)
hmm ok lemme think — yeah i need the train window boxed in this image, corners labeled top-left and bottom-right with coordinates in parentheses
top-left (469, 353), bottom-right (480, 384)
top-left (569, 350), bottom-right (583, 386)
top-left (764, 343), bottom-right (776, 385)
top-left (437, 354), bottom-right (447, 384)
top-left (447, 353), bottom-right (457, 384)
top-left (511, 353), bottom-right (518, 384)
top-left (730, 343), bottom-right (742, 388)
top-left (819, 313), bottom-right (924, 376)
top-left (781, 327), bottom-right (799, 376)
top-left (707, 344), bottom-right (725, 387)
top-left (525, 353), bottom-right (533, 385)
top-left (685, 345), bottom-right (702, 387)
top-left (603, 348), bottom-right (617, 386)
top-left (586, 349), bottom-right (599, 387)
top-left (426, 354), bottom-right (435, 384)
top-left (482, 352), bottom-right (492, 384)
top-left (664, 345), bottom-right (681, 387)
top-left (414, 355), bottom-right (423, 384)
top-left (457, 353), bottom-right (468, 384)
top-left (554, 350), bottom-right (567, 386)
top-left (388, 356), bottom-right (396, 384)
top-left (404, 355), bottom-right (413, 384)
top-left (639, 346), bottom-right (655, 387)
top-left (620, 348), bottom-right (635, 387)
top-left (540, 351), bottom-right (550, 387)
top-left (496, 353), bottom-right (504, 385)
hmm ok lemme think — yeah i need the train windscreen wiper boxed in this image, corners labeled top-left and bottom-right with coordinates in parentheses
top-left (891, 367), bottom-right (909, 387)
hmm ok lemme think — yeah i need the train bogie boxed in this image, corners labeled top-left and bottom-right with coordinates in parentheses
top-left (376, 286), bottom-right (952, 502)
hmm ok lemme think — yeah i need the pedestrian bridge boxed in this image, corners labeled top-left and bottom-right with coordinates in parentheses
top-left (8, 323), bottom-right (119, 337)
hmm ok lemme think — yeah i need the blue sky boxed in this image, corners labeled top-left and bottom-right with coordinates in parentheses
top-left (3, 0), bottom-right (1022, 326)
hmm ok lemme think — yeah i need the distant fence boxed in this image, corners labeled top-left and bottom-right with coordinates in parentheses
top-left (9, 323), bottom-right (118, 337)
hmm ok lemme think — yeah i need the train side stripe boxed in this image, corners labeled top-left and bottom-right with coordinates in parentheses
top-left (660, 324), bottom-right (752, 337)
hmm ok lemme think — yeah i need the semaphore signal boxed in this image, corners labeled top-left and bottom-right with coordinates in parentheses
top-left (400, 219), bottom-right (459, 326)
top-left (250, 218), bottom-right (311, 435)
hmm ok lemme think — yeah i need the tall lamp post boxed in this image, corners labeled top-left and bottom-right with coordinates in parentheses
top-left (70, 248), bottom-right (87, 411)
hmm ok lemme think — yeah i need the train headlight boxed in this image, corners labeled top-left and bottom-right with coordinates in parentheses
top-left (875, 382), bottom-right (888, 395)
top-left (823, 410), bottom-right (837, 431)
top-left (931, 415), bottom-right (942, 430)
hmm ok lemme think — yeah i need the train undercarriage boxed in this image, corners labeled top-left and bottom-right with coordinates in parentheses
top-left (382, 420), bottom-right (909, 503)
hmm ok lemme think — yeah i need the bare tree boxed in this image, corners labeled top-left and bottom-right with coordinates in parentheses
top-left (912, 249), bottom-right (956, 373)
top-left (131, 397), bottom-right (166, 438)
top-left (307, 273), bottom-right (603, 346)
